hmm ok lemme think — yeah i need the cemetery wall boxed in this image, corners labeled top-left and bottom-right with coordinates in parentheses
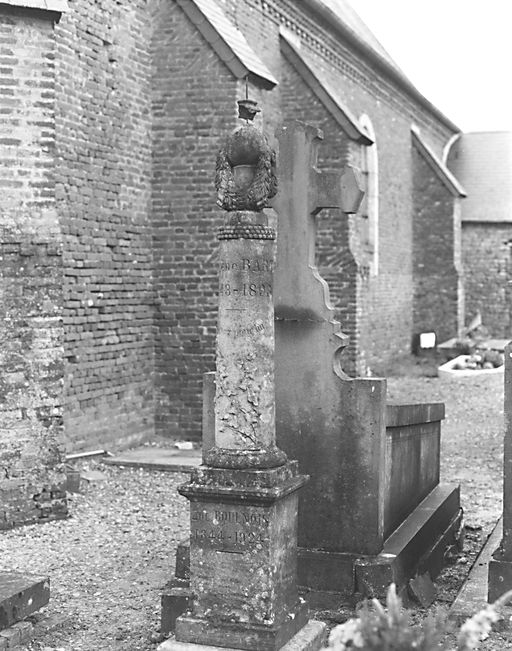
top-left (54, 0), bottom-right (155, 451)
top-left (462, 223), bottom-right (512, 337)
top-left (412, 146), bottom-right (461, 343)
top-left (0, 6), bottom-right (67, 529)
top-left (151, 0), bottom-right (238, 439)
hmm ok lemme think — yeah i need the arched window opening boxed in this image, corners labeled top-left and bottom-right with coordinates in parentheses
top-left (359, 114), bottom-right (379, 275)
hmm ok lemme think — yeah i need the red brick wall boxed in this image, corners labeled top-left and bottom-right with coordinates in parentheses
top-left (55, 0), bottom-right (154, 451)
top-left (151, 0), bottom-right (239, 439)
top-left (412, 146), bottom-right (461, 344)
top-left (462, 223), bottom-right (512, 337)
top-left (0, 7), bottom-right (67, 529)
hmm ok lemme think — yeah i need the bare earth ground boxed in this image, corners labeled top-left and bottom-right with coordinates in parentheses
top-left (0, 364), bottom-right (508, 650)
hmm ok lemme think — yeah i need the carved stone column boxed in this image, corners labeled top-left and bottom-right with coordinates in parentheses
top-left (166, 103), bottom-right (325, 651)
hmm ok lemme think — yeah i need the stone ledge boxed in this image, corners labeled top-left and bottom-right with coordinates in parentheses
top-left (386, 402), bottom-right (445, 427)
top-left (0, 0), bottom-right (68, 14)
top-left (158, 619), bottom-right (327, 651)
top-left (0, 620), bottom-right (34, 650)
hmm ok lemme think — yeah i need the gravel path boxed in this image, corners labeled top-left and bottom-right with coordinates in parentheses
top-left (0, 468), bottom-right (189, 650)
top-left (0, 371), bottom-right (506, 650)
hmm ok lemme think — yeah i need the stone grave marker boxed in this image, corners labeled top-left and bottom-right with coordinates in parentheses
top-left (160, 104), bottom-right (326, 651)
top-left (272, 120), bottom-right (462, 602)
top-left (488, 342), bottom-right (512, 601)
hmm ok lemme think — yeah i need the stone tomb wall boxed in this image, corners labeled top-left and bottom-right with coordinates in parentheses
top-left (0, 5), bottom-right (67, 529)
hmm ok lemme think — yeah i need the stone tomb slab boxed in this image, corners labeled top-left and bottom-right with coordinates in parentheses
top-left (0, 573), bottom-right (50, 630)
top-left (104, 447), bottom-right (201, 473)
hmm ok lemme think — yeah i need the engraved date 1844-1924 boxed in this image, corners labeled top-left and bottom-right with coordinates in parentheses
top-left (191, 508), bottom-right (270, 553)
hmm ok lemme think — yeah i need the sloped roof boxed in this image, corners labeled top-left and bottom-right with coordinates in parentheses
top-left (0, 0), bottom-right (67, 11)
top-left (175, 0), bottom-right (277, 90)
top-left (302, 0), bottom-right (460, 134)
top-left (280, 29), bottom-right (372, 145)
top-left (411, 127), bottom-right (466, 197)
top-left (446, 132), bottom-right (512, 222)
top-left (318, 0), bottom-right (405, 77)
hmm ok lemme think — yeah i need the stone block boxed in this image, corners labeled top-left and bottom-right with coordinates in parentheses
top-left (488, 555), bottom-right (512, 603)
top-left (0, 573), bottom-right (50, 630)
top-left (0, 625), bottom-right (21, 648)
top-left (175, 462), bottom-right (309, 650)
top-left (161, 581), bottom-right (192, 636)
top-left (355, 485), bottom-right (462, 598)
top-left (158, 619), bottom-right (327, 651)
top-left (175, 540), bottom-right (190, 580)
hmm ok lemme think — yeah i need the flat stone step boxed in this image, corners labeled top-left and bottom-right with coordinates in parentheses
top-left (0, 573), bottom-right (50, 630)
top-left (104, 447), bottom-right (202, 473)
top-left (450, 518), bottom-right (501, 623)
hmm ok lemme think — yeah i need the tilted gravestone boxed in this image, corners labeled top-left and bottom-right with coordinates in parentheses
top-left (488, 342), bottom-right (512, 601)
top-left (273, 121), bottom-right (462, 602)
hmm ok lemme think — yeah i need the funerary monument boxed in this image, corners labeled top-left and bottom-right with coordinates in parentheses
top-left (160, 101), bottom-right (326, 650)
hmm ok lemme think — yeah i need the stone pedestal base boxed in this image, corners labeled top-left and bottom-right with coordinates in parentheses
top-left (175, 461), bottom-right (309, 651)
top-left (488, 552), bottom-right (512, 602)
top-left (158, 620), bottom-right (327, 651)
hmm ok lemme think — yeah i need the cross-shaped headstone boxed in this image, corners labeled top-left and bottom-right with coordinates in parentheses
top-left (273, 121), bottom-right (363, 374)
top-left (271, 120), bottom-right (387, 560)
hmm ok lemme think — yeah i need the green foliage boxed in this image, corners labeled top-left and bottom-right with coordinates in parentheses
top-left (325, 584), bottom-right (512, 651)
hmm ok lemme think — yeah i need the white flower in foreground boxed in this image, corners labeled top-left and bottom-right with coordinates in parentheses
top-left (328, 617), bottom-right (364, 649)
top-left (457, 589), bottom-right (512, 650)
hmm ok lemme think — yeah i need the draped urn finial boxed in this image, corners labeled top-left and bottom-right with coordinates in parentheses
top-left (215, 99), bottom-right (277, 212)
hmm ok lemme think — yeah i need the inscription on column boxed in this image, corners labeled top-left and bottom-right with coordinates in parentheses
top-left (191, 505), bottom-right (270, 552)
top-left (218, 259), bottom-right (273, 300)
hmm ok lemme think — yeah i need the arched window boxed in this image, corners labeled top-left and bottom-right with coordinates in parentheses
top-left (359, 114), bottom-right (379, 275)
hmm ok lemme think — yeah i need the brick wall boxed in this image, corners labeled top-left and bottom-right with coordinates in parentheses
top-left (151, 0), bottom-right (240, 440)
top-left (55, 0), bottom-right (154, 451)
top-left (462, 223), bottom-right (512, 337)
top-left (0, 6), bottom-right (67, 529)
top-left (148, 0), bottom-right (458, 437)
top-left (412, 146), bottom-right (461, 344)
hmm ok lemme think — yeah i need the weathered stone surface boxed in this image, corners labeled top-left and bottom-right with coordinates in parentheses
top-left (0, 4), bottom-right (67, 531)
top-left (174, 122), bottom-right (315, 649)
top-left (489, 342), bottom-right (512, 601)
top-left (384, 404), bottom-right (444, 537)
top-left (176, 463), bottom-right (308, 649)
top-left (0, 573), bottom-right (50, 630)
top-left (273, 121), bottom-right (460, 600)
top-left (215, 230), bottom-right (276, 451)
top-left (409, 573), bottom-right (437, 607)
top-left (202, 372), bottom-right (216, 463)
top-left (273, 121), bottom-right (387, 557)
top-left (158, 619), bottom-right (327, 651)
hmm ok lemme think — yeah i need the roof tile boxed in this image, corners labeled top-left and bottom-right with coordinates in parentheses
top-left (176, 0), bottom-right (277, 89)
top-left (411, 126), bottom-right (466, 198)
top-left (0, 0), bottom-right (67, 12)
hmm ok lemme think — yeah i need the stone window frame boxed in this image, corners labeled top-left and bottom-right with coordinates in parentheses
top-left (358, 113), bottom-right (379, 275)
